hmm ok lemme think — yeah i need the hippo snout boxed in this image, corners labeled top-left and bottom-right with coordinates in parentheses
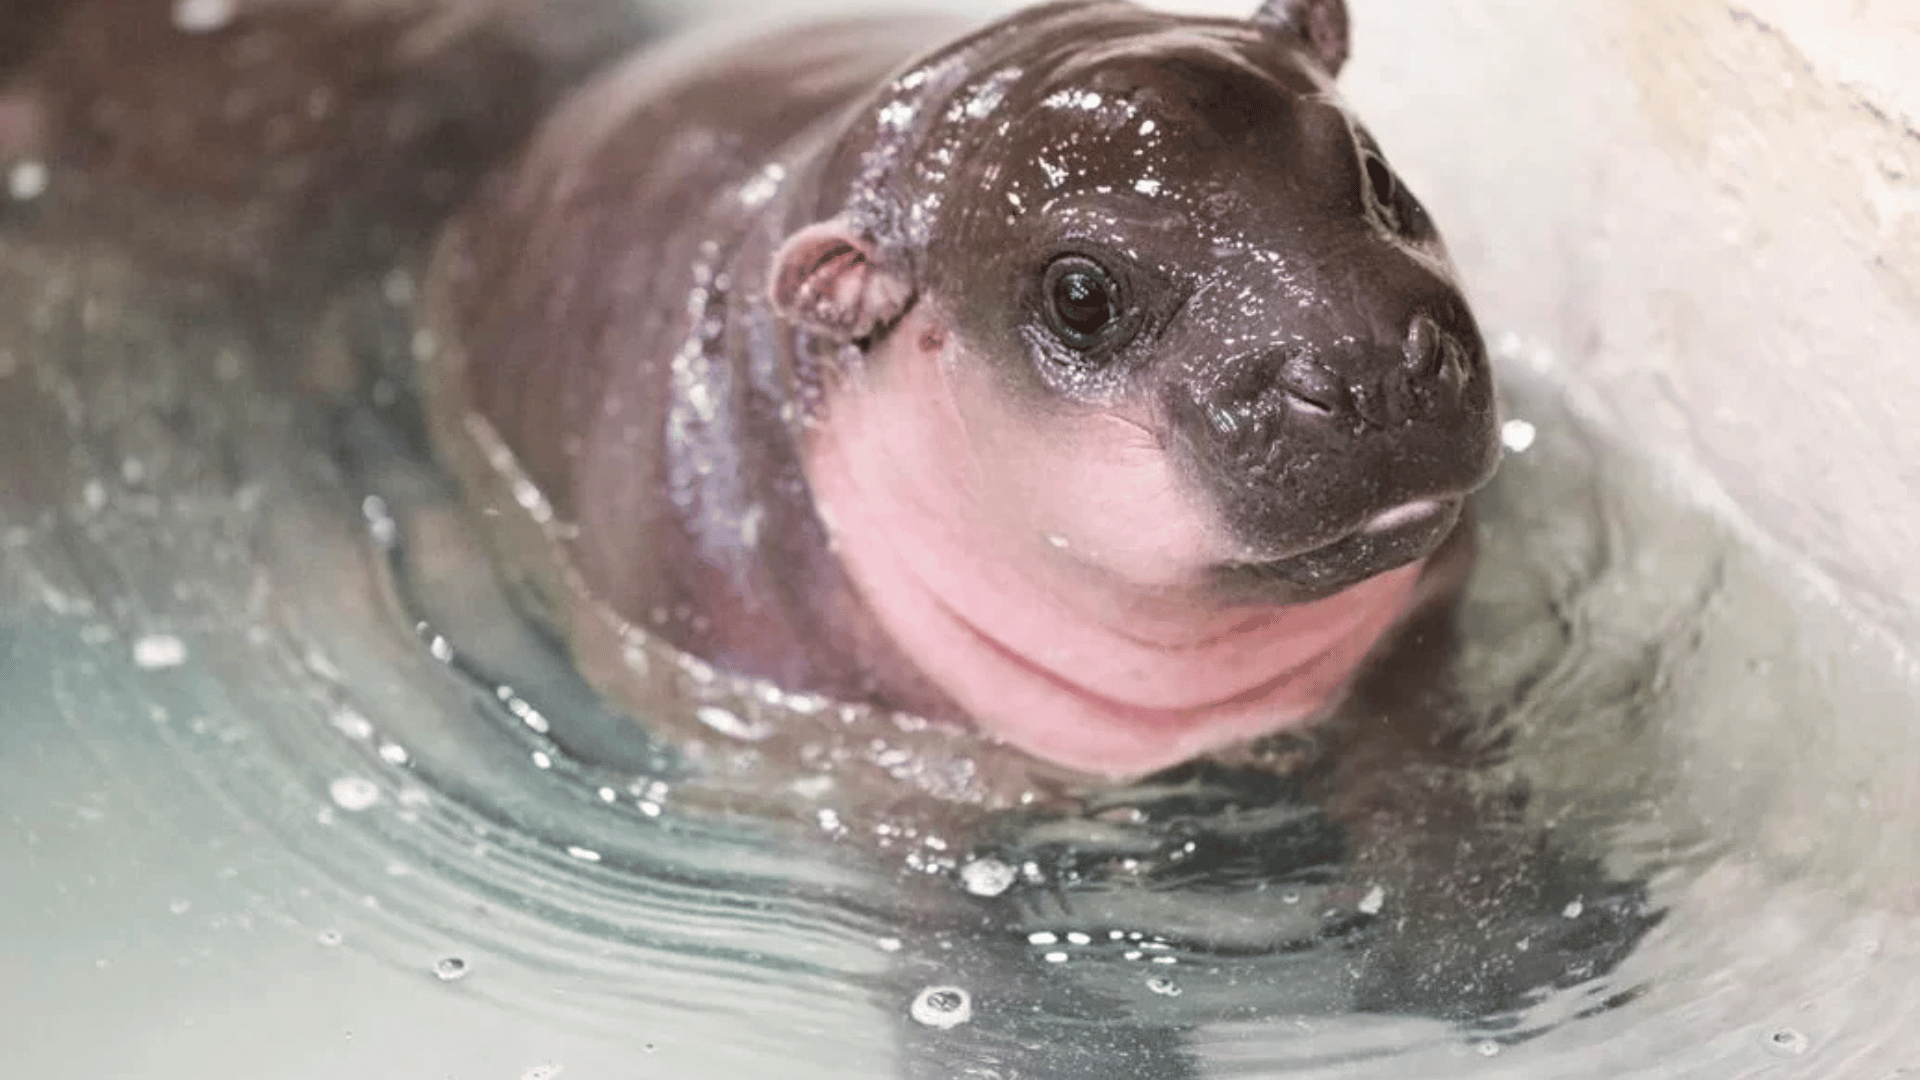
top-left (1170, 310), bottom-right (1499, 591)
top-left (1264, 314), bottom-right (1481, 433)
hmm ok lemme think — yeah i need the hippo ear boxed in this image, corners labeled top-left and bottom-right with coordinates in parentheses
top-left (1250, 0), bottom-right (1350, 77)
top-left (770, 217), bottom-right (915, 343)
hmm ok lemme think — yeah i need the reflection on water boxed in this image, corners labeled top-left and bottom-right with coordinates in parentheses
top-left (3, 26), bottom-right (1920, 1080)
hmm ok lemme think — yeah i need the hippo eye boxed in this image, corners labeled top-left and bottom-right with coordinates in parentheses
top-left (1041, 256), bottom-right (1125, 352)
top-left (1362, 152), bottom-right (1404, 233)
top-left (1360, 147), bottom-right (1434, 241)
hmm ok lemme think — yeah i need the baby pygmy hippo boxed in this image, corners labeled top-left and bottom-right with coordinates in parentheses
top-left (421, 0), bottom-right (1501, 780)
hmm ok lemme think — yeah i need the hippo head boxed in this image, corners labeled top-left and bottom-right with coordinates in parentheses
top-left (770, 0), bottom-right (1502, 775)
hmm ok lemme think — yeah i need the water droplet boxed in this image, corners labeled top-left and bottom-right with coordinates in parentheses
top-left (381, 268), bottom-right (415, 305)
top-left (1027, 931), bottom-right (1058, 946)
top-left (330, 708), bottom-right (373, 741)
top-left (431, 956), bottom-right (470, 982)
top-left (171, 0), bottom-right (235, 33)
top-left (1501, 418), bottom-right (1538, 453)
top-left (7, 160), bottom-right (47, 201)
top-left (1562, 899), bottom-right (1585, 919)
top-left (790, 774), bottom-right (834, 799)
top-left (328, 776), bottom-right (381, 812)
top-left (565, 846), bottom-right (602, 863)
top-left (131, 634), bottom-right (188, 670)
top-left (1146, 976), bottom-right (1181, 997)
top-left (876, 937), bottom-right (903, 953)
top-left (1477, 1040), bottom-right (1502, 1058)
top-left (1043, 951), bottom-right (1069, 963)
top-left (1358, 884), bottom-right (1386, 915)
top-left (908, 985), bottom-right (972, 1029)
top-left (1766, 1027), bottom-right (1810, 1056)
top-left (377, 742), bottom-right (408, 765)
top-left (958, 857), bottom-right (1016, 897)
top-left (410, 329), bottom-right (439, 364)
top-left (695, 705), bottom-right (772, 742)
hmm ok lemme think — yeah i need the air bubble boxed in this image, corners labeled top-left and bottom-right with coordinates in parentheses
top-left (132, 634), bottom-right (188, 670)
top-left (431, 956), bottom-right (470, 982)
top-left (1501, 418), bottom-right (1538, 453)
top-left (958, 857), bottom-right (1016, 897)
top-left (908, 985), bottom-right (972, 1029)
top-left (171, 0), bottom-right (235, 32)
top-left (1477, 1040), bottom-right (1502, 1058)
top-left (328, 776), bottom-right (380, 811)
top-left (1146, 976), bottom-right (1181, 997)
top-left (7, 160), bottom-right (47, 201)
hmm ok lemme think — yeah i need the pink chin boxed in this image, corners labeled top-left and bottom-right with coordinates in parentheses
top-left (799, 310), bottom-right (1429, 779)
top-left (842, 529), bottom-right (1423, 778)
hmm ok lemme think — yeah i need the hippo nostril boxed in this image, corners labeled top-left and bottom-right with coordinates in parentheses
top-left (1402, 313), bottom-right (1442, 377)
top-left (1283, 389), bottom-right (1335, 417)
top-left (1278, 356), bottom-right (1346, 419)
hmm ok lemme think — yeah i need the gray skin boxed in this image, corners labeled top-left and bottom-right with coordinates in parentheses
top-left (423, 0), bottom-right (1501, 775)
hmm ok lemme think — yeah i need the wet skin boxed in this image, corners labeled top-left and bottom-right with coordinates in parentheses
top-left (421, 0), bottom-right (1502, 779)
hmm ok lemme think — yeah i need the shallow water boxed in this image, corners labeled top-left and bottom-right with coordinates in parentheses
top-left (5, 41), bottom-right (1920, 1080)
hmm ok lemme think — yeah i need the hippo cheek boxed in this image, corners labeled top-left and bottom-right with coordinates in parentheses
top-left (814, 309), bottom-right (1247, 596)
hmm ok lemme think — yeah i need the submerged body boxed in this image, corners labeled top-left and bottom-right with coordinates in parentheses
top-left (424, 0), bottom-right (1500, 778)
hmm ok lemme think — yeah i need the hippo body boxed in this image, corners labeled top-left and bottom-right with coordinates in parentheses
top-left (424, 0), bottom-right (1501, 778)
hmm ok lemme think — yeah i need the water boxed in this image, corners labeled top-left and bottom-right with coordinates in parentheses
top-left (4, 26), bottom-right (1920, 1080)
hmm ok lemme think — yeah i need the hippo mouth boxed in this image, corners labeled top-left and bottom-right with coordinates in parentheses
top-left (1219, 496), bottom-right (1464, 599)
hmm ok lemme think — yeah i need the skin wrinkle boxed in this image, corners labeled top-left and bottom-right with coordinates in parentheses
top-left (934, 588), bottom-right (1370, 719)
